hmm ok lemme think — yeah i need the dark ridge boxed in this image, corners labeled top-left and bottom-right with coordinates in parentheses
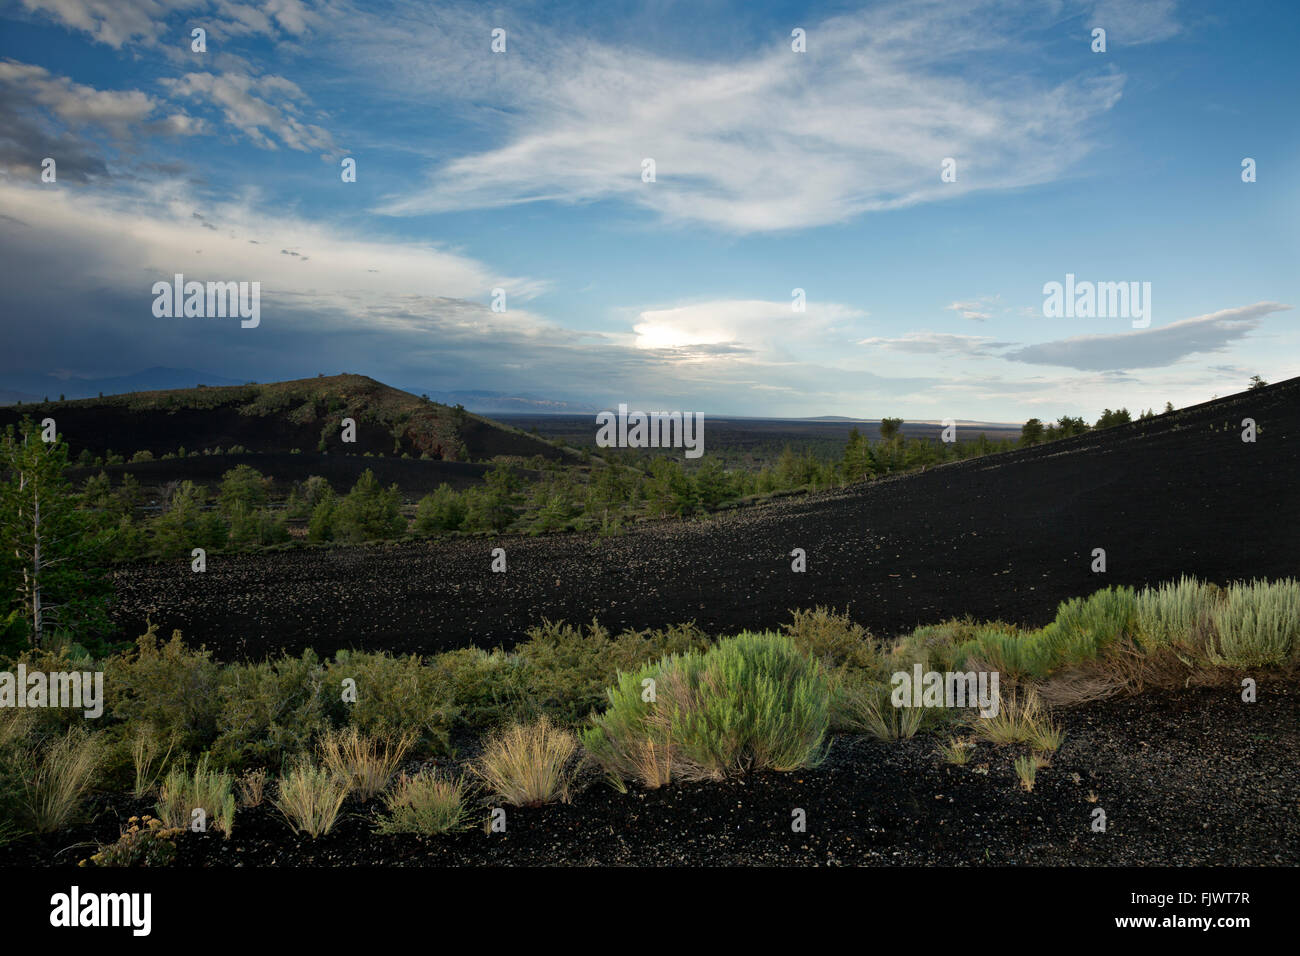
top-left (111, 376), bottom-right (1300, 660)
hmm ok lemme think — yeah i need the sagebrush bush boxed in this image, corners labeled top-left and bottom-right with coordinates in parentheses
top-left (1134, 576), bottom-right (1218, 654)
top-left (1210, 579), bottom-right (1300, 667)
top-left (782, 607), bottom-right (881, 673)
top-left (376, 771), bottom-right (469, 834)
top-left (957, 625), bottom-right (1047, 681)
top-left (783, 608), bottom-right (887, 731)
top-left (155, 755), bottom-right (236, 837)
top-left (1040, 587), bottom-right (1137, 670)
top-left (472, 715), bottom-right (579, 807)
top-left (584, 631), bottom-right (830, 786)
top-left (579, 662), bottom-right (670, 787)
top-left (892, 619), bottom-right (987, 673)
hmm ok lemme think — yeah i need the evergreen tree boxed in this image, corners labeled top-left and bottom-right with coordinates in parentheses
top-left (0, 421), bottom-right (112, 648)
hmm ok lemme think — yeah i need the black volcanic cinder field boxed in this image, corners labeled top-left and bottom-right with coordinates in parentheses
top-left (112, 379), bottom-right (1300, 660)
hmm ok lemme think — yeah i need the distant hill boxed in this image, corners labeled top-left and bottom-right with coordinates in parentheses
top-left (403, 387), bottom-right (600, 415)
top-left (0, 373), bottom-right (566, 465)
top-left (0, 367), bottom-right (244, 404)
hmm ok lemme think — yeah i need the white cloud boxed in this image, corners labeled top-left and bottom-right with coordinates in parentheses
top-left (1088, 0), bottom-right (1181, 44)
top-left (162, 70), bottom-right (334, 152)
top-left (858, 332), bottom-right (1014, 355)
top-left (17, 0), bottom-right (317, 47)
top-left (0, 59), bottom-right (202, 140)
top-left (945, 295), bottom-right (1002, 321)
top-left (360, 0), bottom-right (1129, 232)
top-left (0, 178), bottom-right (550, 321)
top-left (1004, 302), bottom-right (1293, 370)
top-left (631, 299), bottom-right (867, 357)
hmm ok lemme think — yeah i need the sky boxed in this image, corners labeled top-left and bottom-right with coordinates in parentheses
top-left (0, 0), bottom-right (1296, 421)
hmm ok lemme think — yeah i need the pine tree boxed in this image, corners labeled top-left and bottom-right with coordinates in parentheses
top-left (0, 421), bottom-right (110, 648)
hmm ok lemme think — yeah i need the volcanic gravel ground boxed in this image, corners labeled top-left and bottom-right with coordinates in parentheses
top-left (4, 687), bottom-right (1295, 867)
top-left (111, 380), bottom-right (1300, 660)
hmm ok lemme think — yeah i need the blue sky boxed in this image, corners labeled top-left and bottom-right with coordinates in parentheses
top-left (0, 0), bottom-right (1296, 420)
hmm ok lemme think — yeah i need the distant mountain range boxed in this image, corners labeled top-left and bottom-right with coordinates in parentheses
top-left (398, 387), bottom-right (601, 415)
top-left (0, 367), bottom-right (1017, 424)
top-left (0, 367), bottom-right (245, 404)
top-left (0, 366), bottom-right (600, 415)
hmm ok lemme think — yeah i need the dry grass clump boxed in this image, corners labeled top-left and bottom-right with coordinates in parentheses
top-left (236, 768), bottom-right (268, 808)
top-left (473, 716), bottom-right (579, 807)
top-left (844, 687), bottom-right (926, 741)
top-left (971, 687), bottom-right (1062, 752)
top-left (21, 729), bottom-right (102, 833)
top-left (1014, 754), bottom-right (1049, 792)
top-left (273, 762), bottom-right (349, 837)
top-left (129, 722), bottom-right (177, 798)
top-left (938, 736), bottom-right (975, 765)
top-left (319, 726), bottom-right (414, 802)
top-left (155, 755), bottom-right (236, 837)
top-left (376, 770), bottom-right (470, 834)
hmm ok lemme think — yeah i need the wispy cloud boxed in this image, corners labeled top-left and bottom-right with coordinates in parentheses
top-left (16, 0), bottom-right (317, 47)
top-left (1004, 302), bottom-right (1293, 370)
top-left (945, 295), bottom-right (1002, 321)
top-left (161, 70), bottom-right (334, 153)
top-left (364, 0), bottom-right (1127, 232)
top-left (858, 332), bottom-right (1015, 355)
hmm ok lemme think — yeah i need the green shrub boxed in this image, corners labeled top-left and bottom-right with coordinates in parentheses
top-left (105, 625), bottom-right (221, 753)
top-left (515, 620), bottom-right (710, 726)
top-left (781, 608), bottom-right (888, 731)
top-left (1134, 576), bottom-right (1218, 654)
top-left (893, 619), bottom-right (987, 672)
top-left (957, 625), bottom-right (1048, 681)
top-left (325, 651), bottom-right (456, 755)
top-left (1210, 579), bottom-right (1300, 668)
top-left (211, 651), bottom-right (329, 770)
top-left (782, 606), bottom-right (882, 673)
top-left (1039, 586), bottom-right (1137, 671)
top-left (376, 771), bottom-right (469, 834)
top-left (431, 647), bottom-right (527, 730)
top-left (414, 485), bottom-right (466, 534)
top-left (584, 631), bottom-right (830, 786)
